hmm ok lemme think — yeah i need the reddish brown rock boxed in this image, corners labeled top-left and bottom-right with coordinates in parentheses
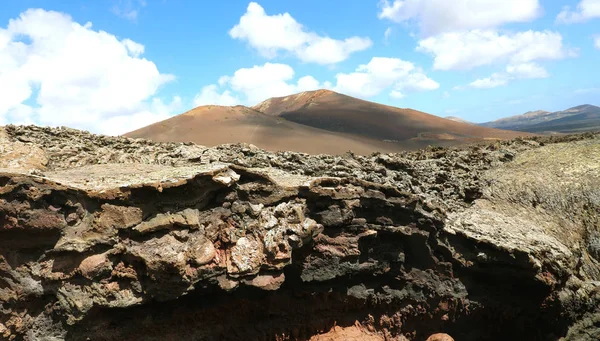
top-left (186, 234), bottom-right (216, 266)
top-left (242, 272), bottom-right (285, 291)
top-left (426, 333), bottom-right (454, 341)
top-left (95, 204), bottom-right (143, 231)
top-left (308, 325), bottom-right (384, 341)
top-left (79, 254), bottom-right (110, 280)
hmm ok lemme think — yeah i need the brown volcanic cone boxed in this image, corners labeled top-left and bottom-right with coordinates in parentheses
top-left (252, 89), bottom-right (530, 143)
top-left (126, 90), bottom-right (532, 155)
top-left (125, 105), bottom-right (403, 155)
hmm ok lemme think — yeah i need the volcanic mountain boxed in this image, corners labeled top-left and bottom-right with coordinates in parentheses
top-left (480, 105), bottom-right (600, 133)
top-left (126, 90), bottom-right (531, 154)
top-left (124, 105), bottom-right (399, 155)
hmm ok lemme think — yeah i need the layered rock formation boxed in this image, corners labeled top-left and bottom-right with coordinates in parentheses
top-left (0, 125), bottom-right (598, 341)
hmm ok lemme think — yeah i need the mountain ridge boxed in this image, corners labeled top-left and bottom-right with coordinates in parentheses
top-left (481, 104), bottom-right (600, 133)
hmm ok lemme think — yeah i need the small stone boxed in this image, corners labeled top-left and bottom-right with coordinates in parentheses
top-left (227, 236), bottom-right (264, 276)
top-left (212, 169), bottom-right (240, 186)
top-left (96, 204), bottom-right (143, 231)
top-left (65, 212), bottom-right (79, 225)
top-left (242, 273), bottom-right (285, 291)
top-left (216, 275), bottom-right (239, 291)
top-left (426, 333), bottom-right (454, 341)
top-left (248, 203), bottom-right (263, 217)
top-left (187, 235), bottom-right (216, 265)
top-left (171, 230), bottom-right (189, 241)
top-left (231, 201), bottom-right (246, 214)
top-left (79, 254), bottom-right (110, 279)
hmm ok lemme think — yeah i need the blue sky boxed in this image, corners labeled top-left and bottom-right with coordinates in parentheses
top-left (0, 0), bottom-right (599, 134)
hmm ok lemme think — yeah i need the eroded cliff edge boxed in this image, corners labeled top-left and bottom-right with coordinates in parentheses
top-left (0, 125), bottom-right (599, 341)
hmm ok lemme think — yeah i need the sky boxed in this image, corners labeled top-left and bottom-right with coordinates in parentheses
top-left (0, 0), bottom-right (599, 135)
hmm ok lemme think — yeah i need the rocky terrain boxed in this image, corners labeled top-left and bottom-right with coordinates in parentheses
top-left (0, 125), bottom-right (599, 341)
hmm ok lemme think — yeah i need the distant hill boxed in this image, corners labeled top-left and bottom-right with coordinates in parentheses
top-left (480, 105), bottom-right (600, 133)
top-left (126, 90), bottom-right (532, 155)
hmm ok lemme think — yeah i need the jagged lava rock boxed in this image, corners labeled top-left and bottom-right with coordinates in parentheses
top-left (0, 125), bottom-right (599, 341)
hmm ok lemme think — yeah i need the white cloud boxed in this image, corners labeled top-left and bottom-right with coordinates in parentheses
top-left (122, 38), bottom-right (145, 57)
top-left (468, 62), bottom-right (548, 89)
top-left (595, 36), bottom-right (600, 49)
top-left (194, 58), bottom-right (438, 106)
top-left (469, 73), bottom-right (509, 89)
top-left (111, 0), bottom-right (147, 21)
top-left (418, 30), bottom-right (574, 71)
top-left (378, 0), bottom-right (541, 36)
top-left (468, 76), bottom-right (512, 90)
top-left (333, 57), bottom-right (439, 98)
top-left (390, 90), bottom-right (405, 99)
top-left (194, 62), bottom-right (329, 106)
top-left (227, 63), bottom-right (326, 103)
top-left (556, 0), bottom-right (600, 24)
top-left (194, 85), bottom-right (241, 106)
top-left (96, 96), bottom-right (182, 135)
top-left (505, 62), bottom-right (549, 79)
top-left (0, 8), bottom-right (174, 135)
top-left (384, 27), bottom-right (393, 42)
top-left (229, 2), bottom-right (372, 64)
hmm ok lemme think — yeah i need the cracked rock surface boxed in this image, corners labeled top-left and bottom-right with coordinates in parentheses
top-left (0, 125), bottom-right (599, 341)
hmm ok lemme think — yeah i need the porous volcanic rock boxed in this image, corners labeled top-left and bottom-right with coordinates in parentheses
top-left (0, 125), bottom-right (599, 341)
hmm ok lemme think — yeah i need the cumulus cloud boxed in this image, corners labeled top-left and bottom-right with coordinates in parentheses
top-left (556, 0), bottom-right (600, 24)
top-left (468, 73), bottom-right (509, 89)
top-left (96, 96), bottom-right (182, 135)
top-left (378, 0), bottom-right (541, 36)
top-left (333, 57), bottom-right (439, 99)
top-left (0, 8), bottom-right (174, 135)
top-left (505, 62), bottom-right (549, 79)
top-left (194, 62), bottom-right (330, 106)
top-left (417, 30), bottom-right (575, 71)
top-left (468, 62), bottom-right (549, 89)
top-left (194, 85), bottom-right (241, 107)
top-left (229, 2), bottom-right (372, 64)
top-left (194, 58), bottom-right (437, 106)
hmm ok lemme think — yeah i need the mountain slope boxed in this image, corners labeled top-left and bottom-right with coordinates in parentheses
top-left (525, 110), bottom-right (600, 133)
top-left (125, 105), bottom-right (406, 155)
top-left (481, 105), bottom-right (600, 133)
top-left (252, 90), bottom-right (529, 143)
top-left (445, 116), bottom-right (473, 124)
top-left (480, 110), bottom-right (553, 130)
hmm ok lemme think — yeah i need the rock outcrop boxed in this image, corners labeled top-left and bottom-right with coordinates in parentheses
top-left (0, 125), bottom-right (599, 341)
